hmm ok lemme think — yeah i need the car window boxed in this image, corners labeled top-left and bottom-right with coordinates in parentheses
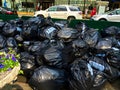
top-left (116, 10), bottom-right (120, 14)
top-left (57, 6), bottom-right (67, 11)
top-left (48, 6), bottom-right (57, 11)
top-left (69, 6), bottom-right (80, 11)
top-left (109, 11), bottom-right (117, 15)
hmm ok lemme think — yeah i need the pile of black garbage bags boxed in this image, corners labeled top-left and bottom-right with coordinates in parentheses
top-left (0, 16), bottom-right (120, 90)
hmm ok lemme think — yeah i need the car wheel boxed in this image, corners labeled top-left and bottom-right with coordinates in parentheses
top-left (67, 17), bottom-right (75, 23)
top-left (99, 19), bottom-right (107, 21)
top-left (37, 15), bottom-right (44, 18)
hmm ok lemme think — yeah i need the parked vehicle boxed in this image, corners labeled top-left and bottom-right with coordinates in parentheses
top-left (0, 7), bottom-right (17, 15)
top-left (34, 5), bottom-right (82, 22)
top-left (91, 8), bottom-right (120, 22)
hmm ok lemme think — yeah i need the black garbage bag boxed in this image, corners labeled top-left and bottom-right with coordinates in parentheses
top-left (91, 71), bottom-right (107, 90)
top-left (23, 41), bottom-right (32, 51)
top-left (83, 28), bottom-right (100, 47)
top-left (22, 24), bottom-right (38, 40)
top-left (15, 18), bottom-right (24, 28)
top-left (115, 40), bottom-right (120, 48)
top-left (0, 34), bottom-right (6, 49)
top-left (2, 23), bottom-right (17, 37)
top-left (104, 37), bottom-right (118, 47)
top-left (8, 19), bottom-right (23, 34)
top-left (43, 26), bottom-right (59, 40)
top-left (54, 20), bottom-right (68, 29)
top-left (106, 48), bottom-right (120, 69)
top-left (28, 40), bottom-right (50, 54)
top-left (44, 47), bottom-right (66, 68)
top-left (101, 26), bottom-right (120, 37)
top-left (28, 41), bottom-right (43, 53)
top-left (88, 56), bottom-right (120, 81)
top-left (57, 28), bottom-right (78, 43)
top-left (69, 59), bottom-right (94, 90)
top-left (72, 38), bottom-right (88, 48)
top-left (25, 17), bottom-right (44, 25)
top-left (26, 16), bottom-right (53, 28)
top-left (29, 66), bottom-right (67, 90)
top-left (48, 40), bottom-right (74, 65)
top-left (72, 38), bottom-right (89, 57)
top-left (92, 49), bottom-right (106, 60)
top-left (43, 16), bottom-right (54, 27)
top-left (6, 37), bottom-right (17, 48)
top-left (33, 41), bottom-right (49, 66)
top-left (15, 34), bottom-right (23, 42)
top-left (20, 52), bottom-right (36, 70)
top-left (95, 38), bottom-right (112, 50)
top-left (0, 21), bottom-right (5, 32)
top-left (116, 28), bottom-right (120, 39)
top-left (88, 56), bottom-right (109, 72)
top-left (75, 22), bottom-right (88, 33)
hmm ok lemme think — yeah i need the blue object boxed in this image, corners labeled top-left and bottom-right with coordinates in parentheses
top-left (4, 0), bottom-right (7, 7)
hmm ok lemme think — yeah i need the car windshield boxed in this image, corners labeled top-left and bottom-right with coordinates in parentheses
top-left (47, 6), bottom-right (57, 11)
top-left (104, 9), bottom-right (120, 15)
top-left (69, 6), bottom-right (80, 11)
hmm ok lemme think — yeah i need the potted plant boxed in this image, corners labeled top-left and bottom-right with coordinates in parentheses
top-left (0, 48), bottom-right (21, 88)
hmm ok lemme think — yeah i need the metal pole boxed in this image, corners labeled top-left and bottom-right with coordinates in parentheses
top-left (11, 0), bottom-right (15, 13)
top-left (68, 0), bottom-right (70, 5)
top-left (83, 0), bottom-right (86, 14)
top-left (26, 0), bottom-right (27, 12)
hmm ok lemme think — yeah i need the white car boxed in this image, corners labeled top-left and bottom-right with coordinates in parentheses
top-left (91, 8), bottom-right (120, 22)
top-left (34, 5), bottom-right (82, 21)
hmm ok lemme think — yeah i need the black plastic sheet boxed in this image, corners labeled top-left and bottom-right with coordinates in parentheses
top-left (29, 66), bottom-right (67, 90)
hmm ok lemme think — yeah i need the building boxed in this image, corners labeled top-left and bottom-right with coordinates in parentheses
top-left (0, 0), bottom-right (118, 12)
top-left (55, 0), bottom-right (98, 11)
top-left (0, 0), bottom-right (55, 12)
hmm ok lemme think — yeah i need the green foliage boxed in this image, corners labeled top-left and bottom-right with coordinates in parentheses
top-left (0, 48), bottom-right (20, 73)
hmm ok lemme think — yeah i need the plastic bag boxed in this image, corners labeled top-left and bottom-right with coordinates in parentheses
top-left (44, 47), bottom-right (66, 68)
top-left (88, 56), bottom-right (120, 81)
top-left (54, 20), bottom-right (68, 29)
top-left (72, 39), bottom-right (88, 57)
top-left (72, 38), bottom-right (88, 48)
top-left (15, 34), bottom-right (23, 42)
top-left (83, 28), bottom-right (100, 47)
top-left (28, 40), bottom-right (50, 54)
top-left (22, 24), bottom-right (38, 40)
top-left (25, 17), bottom-right (44, 25)
top-left (38, 26), bottom-right (58, 40)
top-left (102, 26), bottom-right (120, 37)
top-left (92, 71), bottom-right (107, 90)
top-left (29, 66), bottom-right (67, 90)
top-left (95, 38), bottom-right (112, 50)
top-left (106, 48), bottom-right (120, 69)
top-left (0, 35), bottom-right (6, 49)
top-left (104, 37), bottom-right (118, 46)
top-left (2, 23), bottom-right (17, 37)
top-left (57, 28), bottom-right (78, 42)
top-left (69, 59), bottom-right (94, 90)
top-left (20, 52), bottom-right (35, 70)
top-left (116, 29), bottom-right (120, 39)
top-left (6, 37), bottom-right (17, 47)
top-left (0, 21), bottom-right (5, 32)
top-left (88, 56), bottom-right (109, 72)
top-left (43, 26), bottom-right (58, 39)
top-left (75, 22), bottom-right (88, 33)
top-left (28, 41), bottom-right (43, 53)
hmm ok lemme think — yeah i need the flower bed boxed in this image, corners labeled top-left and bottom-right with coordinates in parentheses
top-left (0, 64), bottom-right (20, 88)
top-left (0, 48), bottom-right (21, 88)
